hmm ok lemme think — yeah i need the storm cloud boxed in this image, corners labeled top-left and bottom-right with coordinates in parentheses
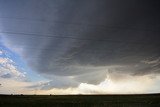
top-left (0, 0), bottom-right (160, 87)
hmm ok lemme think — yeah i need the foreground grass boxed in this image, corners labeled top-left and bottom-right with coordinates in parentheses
top-left (0, 94), bottom-right (160, 107)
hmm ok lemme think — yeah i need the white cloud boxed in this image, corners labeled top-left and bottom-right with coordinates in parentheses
top-left (1, 72), bottom-right (160, 95)
top-left (74, 74), bottom-right (155, 94)
top-left (0, 57), bottom-right (26, 79)
top-left (26, 74), bottom-right (160, 95)
top-left (1, 53), bottom-right (160, 95)
top-left (0, 57), bottom-right (11, 64)
top-left (0, 50), bottom-right (3, 55)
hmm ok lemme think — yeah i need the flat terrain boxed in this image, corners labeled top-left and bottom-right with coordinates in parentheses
top-left (0, 94), bottom-right (160, 107)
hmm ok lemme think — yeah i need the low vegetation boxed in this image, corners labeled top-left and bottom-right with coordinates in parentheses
top-left (0, 94), bottom-right (160, 107)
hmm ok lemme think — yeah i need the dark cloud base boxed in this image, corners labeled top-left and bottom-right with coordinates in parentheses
top-left (1, 0), bottom-right (160, 86)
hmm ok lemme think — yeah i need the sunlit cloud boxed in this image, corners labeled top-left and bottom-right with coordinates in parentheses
top-left (0, 57), bottom-right (26, 80)
top-left (26, 74), bottom-right (160, 95)
top-left (0, 0), bottom-right (160, 94)
top-left (0, 50), bottom-right (3, 55)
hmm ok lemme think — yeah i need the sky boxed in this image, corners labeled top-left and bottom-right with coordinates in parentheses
top-left (0, 0), bottom-right (160, 94)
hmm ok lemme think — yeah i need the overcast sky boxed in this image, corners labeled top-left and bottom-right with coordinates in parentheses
top-left (0, 0), bottom-right (160, 94)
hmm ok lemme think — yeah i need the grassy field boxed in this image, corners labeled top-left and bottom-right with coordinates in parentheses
top-left (0, 94), bottom-right (160, 107)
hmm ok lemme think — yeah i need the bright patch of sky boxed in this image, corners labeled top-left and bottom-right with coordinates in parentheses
top-left (0, 39), bottom-right (48, 82)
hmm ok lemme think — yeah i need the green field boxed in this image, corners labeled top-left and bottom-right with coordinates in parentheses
top-left (0, 94), bottom-right (160, 107)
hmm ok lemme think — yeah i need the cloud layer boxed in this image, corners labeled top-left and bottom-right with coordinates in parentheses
top-left (0, 0), bottom-right (160, 91)
top-left (0, 55), bottom-right (25, 80)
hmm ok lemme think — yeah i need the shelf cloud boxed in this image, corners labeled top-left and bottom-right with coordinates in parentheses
top-left (0, 0), bottom-right (160, 91)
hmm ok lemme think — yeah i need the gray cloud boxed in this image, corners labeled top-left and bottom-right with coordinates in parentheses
top-left (0, 0), bottom-right (160, 87)
top-left (28, 76), bottom-right (79, 89)
top-left (1, 73), bottom-right (12, 78)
